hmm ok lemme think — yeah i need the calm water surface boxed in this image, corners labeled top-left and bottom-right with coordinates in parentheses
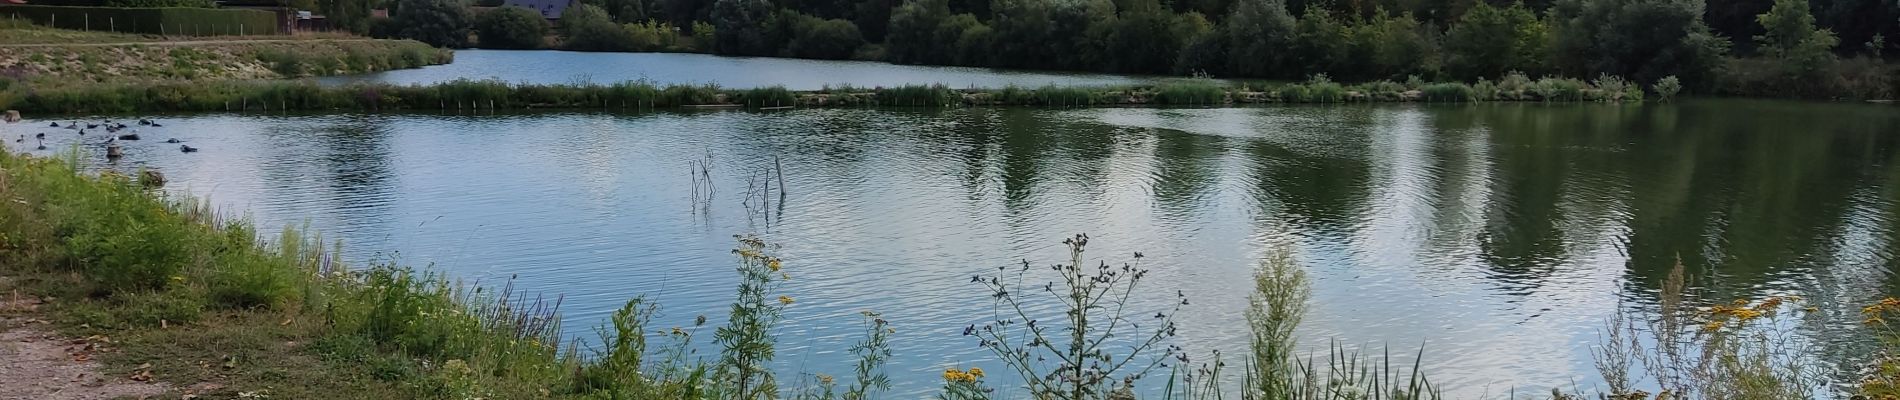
top-left (317, 50), bottom-right (1157, 90)
top-left (9, 100), bottom-right (1900, 397)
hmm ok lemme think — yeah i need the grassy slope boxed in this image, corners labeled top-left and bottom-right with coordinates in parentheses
top-left (0, 23), bottom-right (450, 88)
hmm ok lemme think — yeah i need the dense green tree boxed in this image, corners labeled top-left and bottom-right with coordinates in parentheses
top-left (663, 0), bottom-right (715, 31)
top-left (1444, 1), bottom-right (1548, 79)
top-left (712, 0), bottom-right (774, 55)
top-left (951, 21), bottom-right (996, 65)
top-left (579, 0), bottom-right (652, 22)
top-left (1293, 6), bottom-right (1352, 76)
top-left (987, 0), bottom-right (1057, 68)
top-left (1176, 29), bottom-right (1230, 75)
top-left (320, 0), bottom-right (376, 33)
top-left (476, 6), bottom-right (550, 49)
top-left (1549, 0), bottom-right (1729, 90)
top-left (853, 0), bottom-right (897, 41)
top-left (562, 4), bottom-right (639, 50)
top-left (1757, 0), bottom-right (1839, 69)
top-left (785, 14), bottom-right (866, 58)
top-left (1224, 0), bottom-right (1299, 77)
top-left (884, 0), bottom-right (952, 63)
top-left (1347, 11), bottom-right (1435, 80)
top-left (394, 0), bottom-right (475, 47)
top-left (933, 13), bottom-right (986, 64)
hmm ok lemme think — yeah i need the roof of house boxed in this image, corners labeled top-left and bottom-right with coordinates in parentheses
top-left (499, 0), bottom-right (571, 19)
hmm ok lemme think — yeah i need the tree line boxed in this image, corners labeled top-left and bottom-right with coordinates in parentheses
top-left (331, 0), bottom-right (1896, 97)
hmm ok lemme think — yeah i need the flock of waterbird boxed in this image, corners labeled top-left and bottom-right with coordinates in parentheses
top-left (14, 118), bottom-right (198, 154)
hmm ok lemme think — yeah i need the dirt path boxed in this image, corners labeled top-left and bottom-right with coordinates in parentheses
top-left (0, 282), bottom-right (168, 400)
top-left (0, 38), bottom-right (381, 48)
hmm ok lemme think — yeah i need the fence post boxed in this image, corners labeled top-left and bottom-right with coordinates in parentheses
top-left (109, 17), bottom-right (114, 32)
top-left (83, 13), bottom-right (88, 31)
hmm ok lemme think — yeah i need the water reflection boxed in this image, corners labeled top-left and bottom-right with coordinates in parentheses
top-left (8, 99), bottom-right (1900, 397)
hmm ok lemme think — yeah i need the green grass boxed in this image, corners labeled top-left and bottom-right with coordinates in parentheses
top-left (1153, 80), bottom-right (1229, 105)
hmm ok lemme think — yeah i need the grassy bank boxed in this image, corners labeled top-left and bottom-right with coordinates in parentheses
top-left (0, 20), bottom-right (451, 89)
top-left (2, 143), bottom-right (1898, 399)
top-left (0, 72), bottom-right (1672, 114)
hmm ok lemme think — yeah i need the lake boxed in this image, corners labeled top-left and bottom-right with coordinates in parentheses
top-left (317, 50), bottom-right (1159, 90)
top-left (9, 97), bottom-right (1900, 397)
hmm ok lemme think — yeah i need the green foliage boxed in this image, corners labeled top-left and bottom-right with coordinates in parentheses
top-left (1420, 82), bottom-right (1476, 102)
top-left (1444, 1), bottom-right (1548, 80)
top-left (781, 12), bottom-right (865, 59)
top-left (875, 84), bottom-right (956, 106)
top-left (1654, 75), bottom-right (1683, 100)
top-left (579, 0), bottom-right (652, 23)
top-left (1223, 0), bottom-right (1299, 77)
top-left (1279, 74), bottom-right (1347, 102)
top-left (1154, 80), bottom-right (1228, 104)
top-left (711, 0), bottom-right (772, 55)
top-left (394, 0), bottom-right (475, 48)
top-left (714, 235), bottom-right (789, 399)
top-left (0, 5), bottom-right (279, 35)
top-left (1756, 0), bottom-right (1838, 70)
top-left (1548, 0), bottom-right (1729, 91)
top-left (884, 0), bottom-right (951, 64)
top-left (321, 0), bottom-right (377, 33)
top-left (562, 4), bottom-right (638, 51)
top-left (476, 7), bottom-right (550, 49)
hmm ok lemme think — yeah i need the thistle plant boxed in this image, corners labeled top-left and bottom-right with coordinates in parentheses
top-left (715, 234), bottom-right (792, 399)
top-left (965, 233), bottom-right (1184, 400)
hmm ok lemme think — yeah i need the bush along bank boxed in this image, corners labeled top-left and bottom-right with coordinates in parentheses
top-left (7, 149), bottom-right (1900, 399)
top-left (2, 72), bottom-right (1667, 114)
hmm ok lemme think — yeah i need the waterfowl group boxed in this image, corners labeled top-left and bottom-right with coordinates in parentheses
top-left (16, 118), bottom-right (191, 156)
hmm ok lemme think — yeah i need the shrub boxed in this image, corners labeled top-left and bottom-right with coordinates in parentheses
top-left (1472, 77), bottom-right (1499, 100)
top-left (1654, 75), bottom-right (1683, 100)
top-left (476, 6), bottom-right (549, 49)
top-left (1592, 74), bottom-right (1633, 101)
top-left (1421, 82), bottom-right (1476, 102)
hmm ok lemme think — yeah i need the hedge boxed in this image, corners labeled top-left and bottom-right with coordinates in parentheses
top-left (0, 5), bottom-right (279, 35)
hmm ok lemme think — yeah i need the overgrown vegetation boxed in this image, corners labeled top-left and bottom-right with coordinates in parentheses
top-left (0, 22), bottom-right (450, 87)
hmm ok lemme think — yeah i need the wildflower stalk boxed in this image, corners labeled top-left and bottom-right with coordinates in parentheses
top-left (715, 234), bottom-right (790, 399)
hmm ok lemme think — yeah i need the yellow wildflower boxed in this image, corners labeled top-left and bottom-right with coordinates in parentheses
top-left (1702, 320), bottom-right (1725, 332)
top-left (942, 368), bottom-right (977, 383)
top-left (968, 367), bottom-right (984, 378)
top-left (1754, 297), bottom-right (1784, 311)
top-left (778, 295), bottom-right (795, 305)
top-left (768, 259), bottom-right (782, 272)
top-left (1869, 316), bottom-right (1888, 326)
top-left (1730, 308), bottom-right (1763, 321)
top-left (818, 374), bottom-right (834, 385)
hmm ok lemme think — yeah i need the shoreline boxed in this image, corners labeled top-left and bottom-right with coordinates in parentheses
top-left (5, 75), bottom-right (1674, 114)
